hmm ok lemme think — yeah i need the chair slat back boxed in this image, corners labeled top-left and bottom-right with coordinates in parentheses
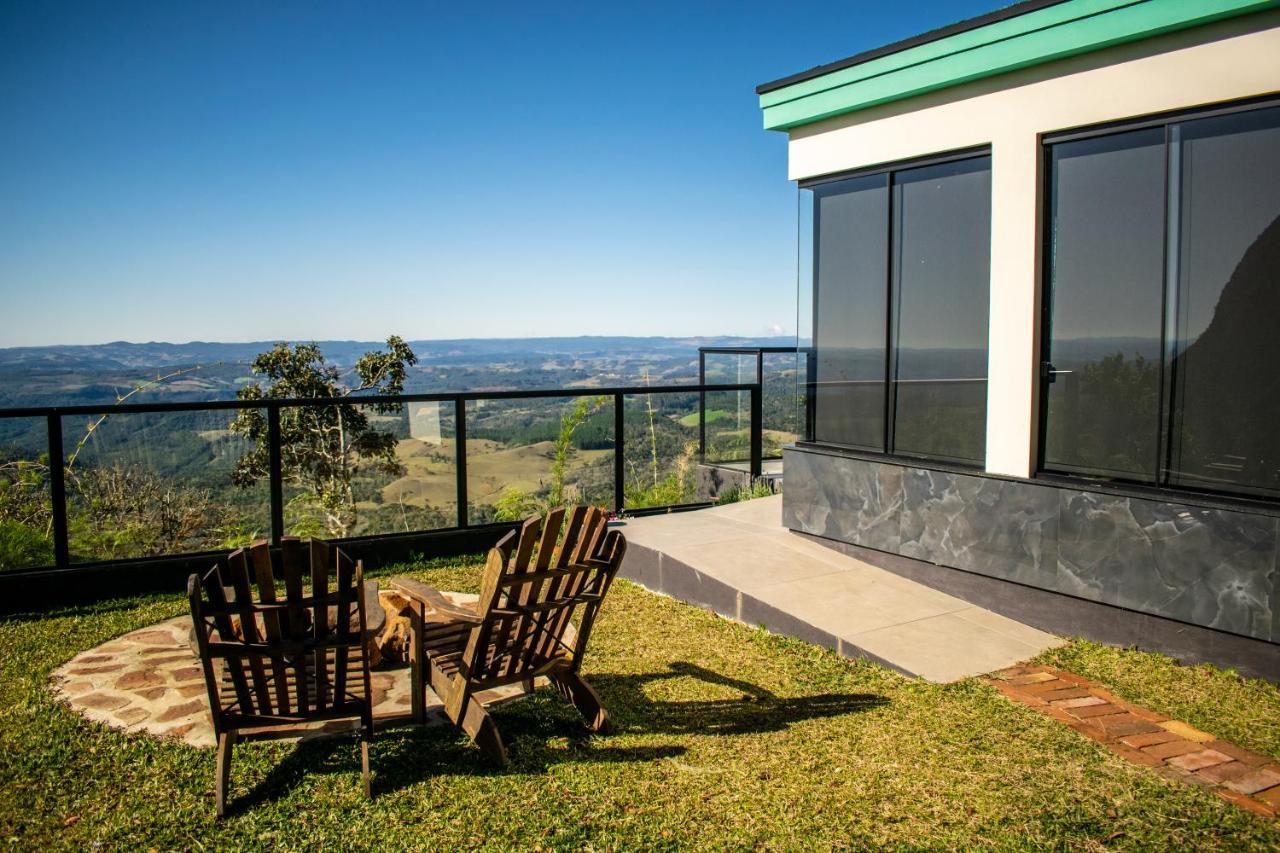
top-left (462, 507), bottom-right (624, 685)
top-left (188, 537), bottom-right (367, 728)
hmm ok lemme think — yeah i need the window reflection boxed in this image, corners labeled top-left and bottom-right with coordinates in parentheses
top-left (1042, 103), bottom-right (1280, 500)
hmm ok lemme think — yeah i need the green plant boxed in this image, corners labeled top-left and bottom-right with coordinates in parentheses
top-left (64, 464), bottom-right (221, 561)
top-left (624, 440), bottom-right (698, 509)
top-left (715, 477), bottom-right (777, 505)
top-left (230, 337), bottom-right (417, 537)
top-left (0, 518), bottom-right (54, 570)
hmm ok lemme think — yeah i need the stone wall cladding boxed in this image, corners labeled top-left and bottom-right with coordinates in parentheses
top-left (782, 447), bottom-right (1279, 644)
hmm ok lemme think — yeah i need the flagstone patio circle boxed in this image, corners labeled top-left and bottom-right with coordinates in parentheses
top-left (50, 590), bottom-right (532, 749)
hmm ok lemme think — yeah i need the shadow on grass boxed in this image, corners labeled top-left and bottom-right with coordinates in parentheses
top-left (228, 661), bottom-right (886, 812)
top-left (229, 724), bottom-right (685, 814)
top-left (589, 661), bottom-right (888, 736)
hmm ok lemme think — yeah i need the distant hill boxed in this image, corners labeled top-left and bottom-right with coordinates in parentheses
top-left (0, 335), bottom-right (795, 410)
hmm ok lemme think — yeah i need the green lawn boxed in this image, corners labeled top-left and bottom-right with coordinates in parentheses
top-left (2, 556), bottom-right (1278, 849)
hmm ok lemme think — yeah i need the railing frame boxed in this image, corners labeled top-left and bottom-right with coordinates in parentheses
top-left (698, 346), bottom-right (808, 468)
top-left (1, 381), bottom-right (761, 574)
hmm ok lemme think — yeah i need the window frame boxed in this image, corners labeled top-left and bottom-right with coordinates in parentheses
top-left (799, 145), bottom-right (993, 469)
top-left (1035, 94), bottom-right (1280, 505)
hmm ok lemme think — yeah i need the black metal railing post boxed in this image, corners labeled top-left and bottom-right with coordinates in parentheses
top-left (46, 414), bottom-right (70, 570)
top-left (613, 392), bottom-right (625, 514)
top-left (267, 404), bottom-right (284, 546)
top-left (749, 384), bottom-right (763, 479)
top-left (454, 398), bottom-right (468, 527)
top-left (697, 349), bottom-right (706, 460)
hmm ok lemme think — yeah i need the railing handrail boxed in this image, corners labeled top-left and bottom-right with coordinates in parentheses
top-left (0, 382), bottom-right (758, 419)
top-left (698, 345), bottom-right (807, 355)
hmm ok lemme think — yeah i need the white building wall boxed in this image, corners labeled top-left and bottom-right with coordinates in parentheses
top-left (786, 16), bottom-right (1280, 478)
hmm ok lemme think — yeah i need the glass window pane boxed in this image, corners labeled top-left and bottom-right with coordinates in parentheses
top-left (890, 157), bottom-right (991, 465)
top-left (1042, 129), bottom-right (1165, 481)
top-left (1167, 106), bottom-right (1280, 497)
top-left (811, 174), bottom-right (889, 450)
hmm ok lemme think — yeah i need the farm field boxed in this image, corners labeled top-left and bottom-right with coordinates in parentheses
top-left (372, 437), bottom-right (611, 510)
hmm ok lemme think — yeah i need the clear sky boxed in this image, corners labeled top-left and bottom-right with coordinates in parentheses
top-left (1, 1), bottom-right (992, 347)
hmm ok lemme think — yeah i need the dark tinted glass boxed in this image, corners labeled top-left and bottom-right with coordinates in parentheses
top-left (812, 174), bottom-right (889, 449)
top-left (890, 157), bottom-right (991, 464)
top-left (1167, 106), bottom-right (1280, 497)
top-left (1042, 129), bottom-right (1165, 481)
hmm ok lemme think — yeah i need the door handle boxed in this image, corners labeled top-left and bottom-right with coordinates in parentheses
top-left (1041, 362), bottom-right (1072, 382)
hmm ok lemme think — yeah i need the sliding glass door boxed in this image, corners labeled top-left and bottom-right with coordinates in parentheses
top-left (1041, 101), bottom-right (1280, 499)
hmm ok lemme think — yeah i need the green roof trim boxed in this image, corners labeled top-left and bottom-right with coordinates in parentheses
top-left (759, 0), bottom-right (1280, 131)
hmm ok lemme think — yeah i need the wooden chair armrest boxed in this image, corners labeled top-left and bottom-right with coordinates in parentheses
top-left (387, 576), bottom-right (482, 625)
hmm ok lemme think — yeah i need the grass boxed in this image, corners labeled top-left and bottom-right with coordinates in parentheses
top-left (377, 438), bottom-right (609, 508)
top-left (2, 556), bottom-right (1278, 849)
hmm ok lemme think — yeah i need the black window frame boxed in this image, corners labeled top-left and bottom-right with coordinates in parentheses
top-left (799, 145), bottom-right (993, 469)
top-left (1036, 94), bottom-right (1280, 506)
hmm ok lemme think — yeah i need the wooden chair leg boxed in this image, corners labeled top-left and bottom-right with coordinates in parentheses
top-left (215, 730), bottom-right (235, 818)
top-left (459, 694), bottom-right (509, 768)
top-left (433, 664), bottom-right (510, 767)
top-left (360, 733), bottom-right (371, 798)
top-left (550, 671), bottom-right (612, 734)
top-left (409, 606), bottom-right (425, 724)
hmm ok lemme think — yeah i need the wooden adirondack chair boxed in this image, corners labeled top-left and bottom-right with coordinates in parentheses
top-left (388, 506), bottom-right (626, 766)
top-left (187, 538), bottom-right (375, 817)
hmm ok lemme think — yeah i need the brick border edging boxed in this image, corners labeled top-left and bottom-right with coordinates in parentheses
top-left (985, 665), bottom-right (1280, 820)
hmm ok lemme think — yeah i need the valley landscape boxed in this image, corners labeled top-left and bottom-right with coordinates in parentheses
top-left (0, 336), bottom-right (802, 570)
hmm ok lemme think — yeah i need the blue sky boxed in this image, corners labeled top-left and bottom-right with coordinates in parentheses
top-left (0, 1), bottom-right (992, 347)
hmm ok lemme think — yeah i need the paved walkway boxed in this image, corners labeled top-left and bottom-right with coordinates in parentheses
top-left (616, 495), bottom-right (1064, 682)
top-left (988, 664), bottom-right (1280, 820)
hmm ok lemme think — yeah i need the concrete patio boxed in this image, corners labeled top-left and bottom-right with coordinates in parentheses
top-left (617, 495), bottom-right (1064, 682)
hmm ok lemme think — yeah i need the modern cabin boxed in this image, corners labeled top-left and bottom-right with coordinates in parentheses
top-left (761, 0), bottom-right (1280, 677)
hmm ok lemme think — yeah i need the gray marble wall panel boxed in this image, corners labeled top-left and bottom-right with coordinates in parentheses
top-left (899, 469), bottom-right (1058, 587)
top-left (782, 449), bottom-right (902, 552)
top-left (782, 447), bottom-right (1278, 644)
top-left (1056, 491), bottom-right (1276, 641)
top-left (1274, 544), bottom-right (1280, 646)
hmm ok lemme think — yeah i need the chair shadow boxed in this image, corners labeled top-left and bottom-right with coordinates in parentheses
top-left (228, 660), bottom-right (886, 811)
top-left (229, 724), bottom-right (686, 814)
top-left (586, 661), bottom-right (888, 736)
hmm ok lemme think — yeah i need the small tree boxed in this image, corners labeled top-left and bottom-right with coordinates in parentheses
top-left (230, 337), bottom-right (418, 537)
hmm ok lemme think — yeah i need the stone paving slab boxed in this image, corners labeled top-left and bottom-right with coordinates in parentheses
top-left (987, 664), bottom-right (1280, 821)
top-left (617, 496), bottom-right (1064, 682)
top-left (50, 591), bottom-right (530, 749)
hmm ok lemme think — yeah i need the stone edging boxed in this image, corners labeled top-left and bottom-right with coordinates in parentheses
top-left (986, 664), bottom-right (1280, 820)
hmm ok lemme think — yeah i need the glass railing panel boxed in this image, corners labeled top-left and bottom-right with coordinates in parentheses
top-left (702, 352), bottom-right (758, 386)
top-left (466, 395), bottom-right (615, 523)
top-left (762, 351), bottom-right (804, 454)
top-left (354, 400), bottom-right (457, 536)
top-left (59, 409), bottom-right (269, 562)
top-left (0, 417), bottom-right (54, 570)
top-left (277, 400), bottom-right (458, 538)
top-left (623, 390), bottom-right (701, 509)
top-left (701, 388), bottom-right (759, 465)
